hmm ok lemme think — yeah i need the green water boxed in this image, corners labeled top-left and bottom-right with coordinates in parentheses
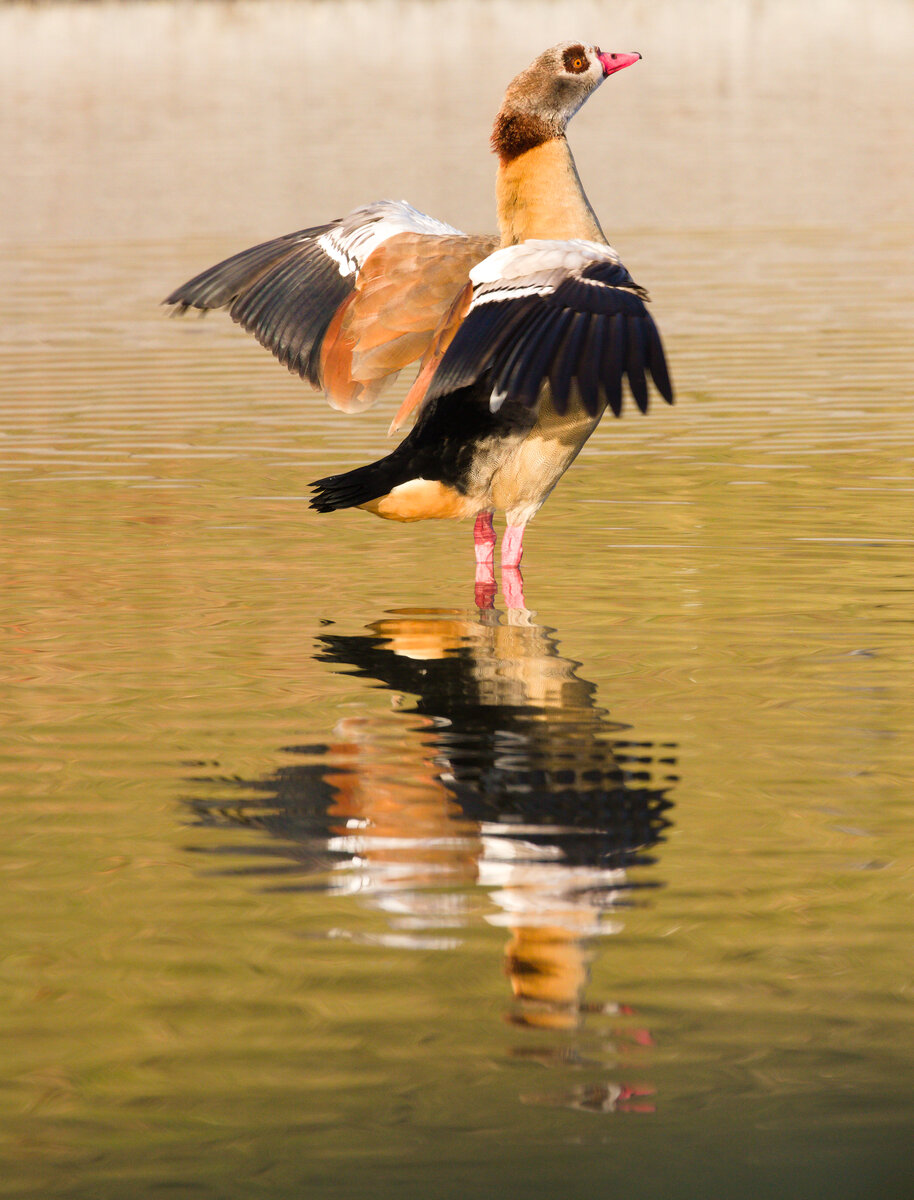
top-left (2, 2), bottom-right (913, 1197)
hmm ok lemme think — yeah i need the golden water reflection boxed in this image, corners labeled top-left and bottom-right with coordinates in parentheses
top-left (186, 608), bottom-right (675, 1095)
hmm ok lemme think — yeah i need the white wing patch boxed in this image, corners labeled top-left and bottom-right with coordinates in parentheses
top-left (468, 238), bottom-right (645, 321)
top-left (317, 200), bottom-right (464, 279)
top-left (469, 238), bottom-right (622, 287)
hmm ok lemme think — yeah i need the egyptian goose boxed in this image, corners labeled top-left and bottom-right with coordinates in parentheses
top-left (166, 42), bottom-right (673, 580)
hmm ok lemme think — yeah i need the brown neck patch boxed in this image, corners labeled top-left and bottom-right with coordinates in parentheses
top-left (491, 110), bottom-right (559, 164)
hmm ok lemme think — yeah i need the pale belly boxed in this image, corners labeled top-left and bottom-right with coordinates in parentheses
top-left (358, 393), bottom-right (604, 524)
top-left (482, 398), bottom-right (604, 525)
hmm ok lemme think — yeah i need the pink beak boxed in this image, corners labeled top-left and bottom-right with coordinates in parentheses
top-left (597, 51), bottom-right (642, 77)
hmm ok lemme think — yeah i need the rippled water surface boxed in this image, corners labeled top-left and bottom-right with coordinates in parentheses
top-left (2, 2), bottom-right (913, 1197)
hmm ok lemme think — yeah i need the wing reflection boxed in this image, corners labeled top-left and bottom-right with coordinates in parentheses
top-left (185, 608), bottom-right (677, 1079)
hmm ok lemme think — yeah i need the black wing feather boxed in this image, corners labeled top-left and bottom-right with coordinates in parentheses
top-left (230, 250), bottom-right (305, 343)
top-left (512, 309), bottom-right (575, 408)
top-left (625, 316), bottom-right (650, 414)
top-left (646, 320), bottom-right (674, 405)
top-left (228, 241), bottom-right (354, 387)
top-left (428, 255), bottom-right (674, 419)
top-left (578, 257), bottom-right (646, 296)
top-left (430, 296), bottom-right (540, 396)
top-left (164, 224), bottom-right (333, 312)
top-left (601, 314), bottom-right (626, 417)
top-left (166, 221), bottom-right (353, 389)
top-left (548, 311), bottom-right (591, 415)
top-left (491, 306), bottom-right (557, 400)
top-left (577, 312), bottom-right (605, 417)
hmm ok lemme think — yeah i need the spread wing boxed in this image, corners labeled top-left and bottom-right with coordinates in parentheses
top-left (425, 239), bottom-right (674, 417)
top-left (165, 200), bottom-right (497, 413)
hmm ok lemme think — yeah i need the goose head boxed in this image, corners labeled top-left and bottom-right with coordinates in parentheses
top-left (492, 42), bottom-right (641, 161)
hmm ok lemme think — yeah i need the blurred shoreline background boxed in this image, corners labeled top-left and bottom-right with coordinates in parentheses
top-left (3, 0), bottom-right (913, 245)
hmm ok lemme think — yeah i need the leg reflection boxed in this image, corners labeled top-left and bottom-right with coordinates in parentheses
top-left (500, 566), bottom-right (525, 611)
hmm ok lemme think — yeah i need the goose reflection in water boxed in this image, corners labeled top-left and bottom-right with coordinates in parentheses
top-left (185, 607), bottom-right (677, 1111)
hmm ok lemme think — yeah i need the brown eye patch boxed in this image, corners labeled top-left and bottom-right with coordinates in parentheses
top-left (562, 45), bottom-right (589, 73)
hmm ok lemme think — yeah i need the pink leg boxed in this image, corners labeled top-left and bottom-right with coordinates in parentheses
top-left (473, 511), bottom-right (497, 609)
top-left (473, 511), bottom-right (496, 564)
top-left (501, 524), bottom-right (525, 569)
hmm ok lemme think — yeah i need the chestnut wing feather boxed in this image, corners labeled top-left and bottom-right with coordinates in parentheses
top-left (325, 233), bottom-right (498, 408)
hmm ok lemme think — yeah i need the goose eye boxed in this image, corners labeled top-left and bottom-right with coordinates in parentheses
top-left (562, 46), bottom-right (589, 73)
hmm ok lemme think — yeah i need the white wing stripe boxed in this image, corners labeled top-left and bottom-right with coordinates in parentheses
top-left (470, 283), bottom-right (556, 308)
top-left (316, 232), bottom-right (358, 276)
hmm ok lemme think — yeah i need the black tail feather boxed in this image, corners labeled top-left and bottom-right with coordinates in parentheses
top-left (309, 454), bottom-right (409, 513)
